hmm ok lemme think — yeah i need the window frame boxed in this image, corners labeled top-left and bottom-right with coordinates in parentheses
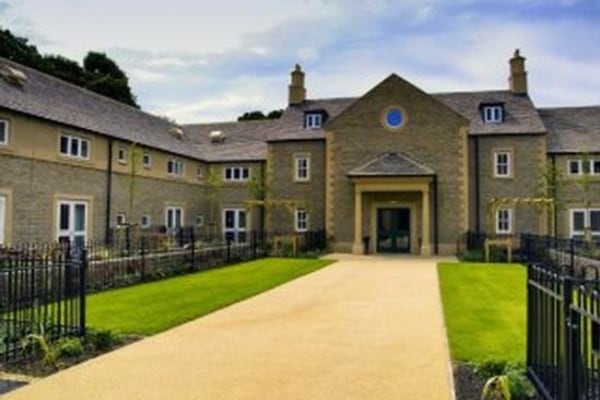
top-left (483, 105), bottom-right (504, 124)
top-left (0, 119), bottom-right (9, 146)
top-left (493, 150), bottom-right (512, 178)
top-left (495, 208), bottom-right (513, 234)
top-left (59, 134), bottom-right (91, 160)
top-left (56, 199), bottom-right (88, 246)
top-left (115, 213), bottom-right (127, 226)
top-left (165, 206), bottom-right (184, 230)
top-left (294, 154), bottom-right (311, 182)
top-left (117, 147), bottom-right (127, 164)
top-left (142, 152), bottom-right (152, 169)
top-left (305, 113), bottom-right (323, 130)
top-left (167, 158), bottom-right (184, 176)
top-left (222, 208), bottom-right (248, 243)
top-left (223, 166), bottom-right (250, 182)
top-left (141, 214), bottom-right (151, 228)
top-left (568, 160), bottom-right (582, 176)
top-left (197, 165), bottom-right (204, 180)
top-left (570, 208), bottom-right (600, 237)
top-left (294, 208), bottom-right (309, 232)
top-left (195, 214), bottom-right (204, 226)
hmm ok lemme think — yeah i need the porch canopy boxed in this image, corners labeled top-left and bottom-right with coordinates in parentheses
top-left (348, 152), bottom-right (435, 255)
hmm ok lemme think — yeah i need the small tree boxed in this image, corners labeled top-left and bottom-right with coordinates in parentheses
top-left (204, 167), bottom-right (222, 239)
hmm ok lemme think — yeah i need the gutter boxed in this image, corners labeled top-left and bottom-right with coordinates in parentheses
top-left (474, 136), bottom-right (481, 233)
top-left (105, 138), bottom-right (113, 244)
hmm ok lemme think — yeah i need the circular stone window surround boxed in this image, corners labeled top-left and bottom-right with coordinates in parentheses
top-left (381, 105), bottom-right (408, 131)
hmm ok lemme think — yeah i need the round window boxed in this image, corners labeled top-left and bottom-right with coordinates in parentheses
top-left (382, 106), bottom-right (406, 130)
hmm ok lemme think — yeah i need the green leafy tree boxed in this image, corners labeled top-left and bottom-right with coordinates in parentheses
top-left (41, 54), bottom-right (86, 86)
top-left (237, 109), bottom-right (283, 121)
top-left (0, 28), bottom-right (42, 66)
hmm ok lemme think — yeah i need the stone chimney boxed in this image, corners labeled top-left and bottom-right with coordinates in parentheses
top-left (509, 49), bottom-right (528, 95)
top-left (288, 64), bottom-right (306, 105)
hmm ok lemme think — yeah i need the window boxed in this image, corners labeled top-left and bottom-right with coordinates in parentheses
top-left (195, 214), bottom-right (204, 226)
top-left (197, 165), bottom-right (204, 180)
top-left (382, 107), bottom-right (406, 129)
top-left (570, 209), bottom-right (600, 237)
top-left (305, 113), bottom-right (323, 129)
top-left (0, 195), bottom-right (5, 245)
top-left (117, 147), bottom-right (127, 164)
top-left (295, 209), bottom-right (308, 232)
top-left (496, 208), bottom-right (513, 234)
top-left (294, 154), bottom-right (310, 182)
top-left (165, 207), bottom-right (184, 230)
top-left (223, 167), bottom-right (250, 182)
top-left (141, 214), bottom-right (151, 228)
top-left (223, 209), bottom-right (247, 243)
top-left (568, 159), bottom-right (600, 176)
top-left (60, 134), bottom-right (90, 160)
top-left (142, 152), bottom-right (152, 168)
top-left (494, 151), bottom-right (512, 178)
top-left (57, 200), bottom-right (88, 247)
top-left (0, 119), bottom-right (8, 145)
top-left (483, 105), bottom-right (503, 123)
top-left (115, 213), bottom-right (126, 226)
top-left (568, 160), bottom-right (582, 175)
top-left (167, 159), bottom-right (184, 176)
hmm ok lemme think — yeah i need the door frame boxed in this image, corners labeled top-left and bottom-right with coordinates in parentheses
top-left (369, 202), bottom-right (417, 254)
top-left (376, 207), bottom-right (411, 253)
top-left (222, 208), bottom-right (249, 243)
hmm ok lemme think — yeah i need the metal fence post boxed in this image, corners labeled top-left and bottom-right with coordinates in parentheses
top-left (570, 238), bottom-right (575, 272)
top-left (562, 277), bottom-right (579, 400)
top-left (227, 239), bottom-right (231, 264)
top-left (141, 236), bottom-right (146, 282)
top-left (79, 248), bottom-right (87, 337)
top-left (191, 228), bottom-right (196, 271)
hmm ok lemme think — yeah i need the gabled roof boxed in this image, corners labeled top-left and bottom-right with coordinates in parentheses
top-left (348, 152), bottom-right (435, 177)
top-left (0, 57), bottom-right (205, 160)
top-left (433, 90), bottom-right (546, 135)
top-left (538, 106), bottom-right (600, 153)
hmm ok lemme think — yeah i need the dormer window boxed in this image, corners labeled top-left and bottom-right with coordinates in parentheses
top-left (305, 113), bottom-right (323, 129)
top-left (482, 105), bottom-right (504, 124)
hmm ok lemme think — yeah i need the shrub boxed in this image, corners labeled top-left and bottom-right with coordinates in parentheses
top-left (55, 337), bottom-right (84, 358)
top-left (85, 329), bottom-right (121, 351)
top-left (471, 359), bottom-right (508, 378)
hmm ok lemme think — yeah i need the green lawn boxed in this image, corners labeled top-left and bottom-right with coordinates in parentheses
top-left (87, 257), bottom-right (333, 335)
top-left (438, 262), bottom-right (526, 364)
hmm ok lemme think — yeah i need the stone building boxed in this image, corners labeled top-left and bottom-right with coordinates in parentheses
top-left (0, 50), bottom-right (598, 254)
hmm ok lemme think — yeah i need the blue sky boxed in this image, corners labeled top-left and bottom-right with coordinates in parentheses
top-left (1, 0), bottom-right (600, 122)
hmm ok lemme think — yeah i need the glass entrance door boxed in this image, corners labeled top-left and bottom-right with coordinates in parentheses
top-left (376, 208), bottom-right (410, 253)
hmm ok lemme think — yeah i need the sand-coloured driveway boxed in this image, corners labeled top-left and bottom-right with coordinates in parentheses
top-left (5, 255), bottom-right (454, 400)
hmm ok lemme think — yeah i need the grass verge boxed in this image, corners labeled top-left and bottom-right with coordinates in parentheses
top-left (438, 262), bottom-right (526, 364)
top-left (87, 257), bottom-right (333, 335)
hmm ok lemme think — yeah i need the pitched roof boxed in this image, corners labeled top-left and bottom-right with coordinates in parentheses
top-left (433, 90), bottom-right (547, 135)
top-left (266, 98), bottom-right (357, 142)
top-left (0, 57), bottom-right (204, 160)
top-left (538, 106), bottom-right (600, 153)
top-left (348, 152), bottom-right (435, 177)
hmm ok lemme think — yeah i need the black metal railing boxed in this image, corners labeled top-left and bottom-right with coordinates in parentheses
top-left (527, 262), bottom-right (600, 400)
top-left (0, 244), bottom-right (87, 361)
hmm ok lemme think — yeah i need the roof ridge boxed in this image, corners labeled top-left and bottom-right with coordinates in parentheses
top-left (433, 89), bottom-right (511, 96)
top-left (538, 105), bottom-right (600, 111)
top-left (0, 56), bottom-right (178, 126)
top-left (183, 119), bottom-right (281, 127)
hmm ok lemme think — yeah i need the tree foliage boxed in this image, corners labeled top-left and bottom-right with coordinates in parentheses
top-left (237, 109), bottom-right (283, 121)
top-left (0, 28), bottom-right (138, 107)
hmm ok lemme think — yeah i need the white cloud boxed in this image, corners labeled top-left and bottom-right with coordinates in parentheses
top-left (130, 68), bottom-right (168, 83)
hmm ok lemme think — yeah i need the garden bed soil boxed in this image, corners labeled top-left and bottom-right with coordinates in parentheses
top-left (453, 363), bottom-right (488, 400)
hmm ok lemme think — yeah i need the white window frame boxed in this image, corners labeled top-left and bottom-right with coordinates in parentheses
top-left (592, 160), bottom-right (600, 175)
top-left (496, 208), bottom-right (513, 234)
top-left (568, 160), bottom-right (582, 176)
top-left (483, 106), bottom-right (503, 123)
top-left (294, 208), bottom-right (309, 232)
top-left (59, 134), bottom-right (91, 160)
top-left (569, 208), bottom-right (600, 237)
top-left (117, 147), bottom-right (127, 164)
top-left (223, 167), bottom-right (250, 182)
top-left (0, 195), bottom-right (6, 245)
top-left (167, 159), bottom-right (184, 176)
top-left (0, 119), bottom-right (9, 146)
top-left (165, 206), bottom-right (184, 230)
top-left (222, 208), bottom-right (248, 243)
top-left (493, 150), bottom-right (512, 178)
top-left (294, 154), bottom-right (310, 182)
top-left (56, 200), bottom-right (88, 246)
top-left (142, 152), bottom-right (152, 169)
top-left (305, 113), bottom-right (323, 129)
top-left (115, 213), bottom-right (127, 226)
top-left (197, 165), bottom-right (204, 180)
top-left (141, 214), bottom-right (151, 228)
